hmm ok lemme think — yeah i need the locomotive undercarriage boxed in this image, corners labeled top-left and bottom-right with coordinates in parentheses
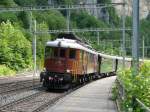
top-left (40, 71), bottom-right (72, 90)
top-left (40, 71), bottom-right (99, 90)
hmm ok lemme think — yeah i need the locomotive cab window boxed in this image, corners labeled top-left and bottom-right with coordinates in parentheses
top-left (69, 49), bottom-right (76, 59)
top-left (60, 48), bottom-right (66, 58)
top-left (45, 46), bottom-right (54, 58)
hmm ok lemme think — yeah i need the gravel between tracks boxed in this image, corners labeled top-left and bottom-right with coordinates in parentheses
top-left (0, 88), bottom-right (41, 107)
top-left (0, 79), bottom-right (41, 94)
top-left (0, 90), bottom-right (64, 112)
top-left (0, 83), bottom-right (87, 112)
top-left (0, 78), bottom-right (42, 111)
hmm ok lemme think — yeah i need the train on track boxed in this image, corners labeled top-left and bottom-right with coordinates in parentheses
top-left (40, 33), bottom-right (118, 90)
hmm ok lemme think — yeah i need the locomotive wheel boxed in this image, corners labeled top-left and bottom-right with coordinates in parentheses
top-left (43, 80), bottom-right (47, 87)
top-left (82, 77), bottom-right (85, 83)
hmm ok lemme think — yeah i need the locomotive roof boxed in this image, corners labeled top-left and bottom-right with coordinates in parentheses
top-left (58, 33), bottom-right (81, 41)
top-left (46, 38), bottom-right (97, 54)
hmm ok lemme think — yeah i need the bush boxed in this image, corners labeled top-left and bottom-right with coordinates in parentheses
top-left (118, 62), bottom-right (150, 111)
top-left (0, 65), bottom-right (16, 76)
top-left (0, 21), bottom-right (33, 71)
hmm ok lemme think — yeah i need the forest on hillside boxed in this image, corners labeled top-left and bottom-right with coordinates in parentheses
top-left (0, 0), bottom-right (149, 75)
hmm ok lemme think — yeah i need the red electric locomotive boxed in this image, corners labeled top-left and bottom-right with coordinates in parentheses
top-left (40, 34), bottom-right (101, 89)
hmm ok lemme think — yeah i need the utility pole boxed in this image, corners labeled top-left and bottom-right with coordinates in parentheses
top-left (142, 36), bottom-right (145, 61)
top-left (132, 0), bottom-right (140, 110)
top-left (30, 11), bottom-right (32, 33)
top-left (29, 11), bottom-right (35, 87)
top-left (122, 1), bottom-right (126, 68)
top-left (67, 5), bottom-right (71, 32)
top-left (97, 32), bottom-right (100, 45)
top-left (33, 20), bottom-right (37, 78)
top-left (132, 0), bottom-right (139, 76)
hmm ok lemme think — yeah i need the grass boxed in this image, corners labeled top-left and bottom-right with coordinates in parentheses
top-left (0, 65), bottom-right (16, 76)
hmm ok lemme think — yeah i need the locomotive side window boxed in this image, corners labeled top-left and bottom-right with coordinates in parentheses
top-left (80, 50), bottom-right (83, 60)
top-left (60, 49), bottom-right (66, 58)
top-left (69, 49), bottom-right (76, 59)
top-left (54, 48), bottom-right (58, 57)
top-left (45, 46), bottom-right (54, 58)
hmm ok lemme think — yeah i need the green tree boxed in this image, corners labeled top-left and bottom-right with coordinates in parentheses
top-left (14, 0), bottom-right (36, 6)
top-left (56, 0), bottom-right (75, 4)
top-left (0, 21), bottom-right (32, 71)
top-left (108, 7), bottom-right (121, 27)
top-left (36, 22), bottom-right (52, 69)
top-left (17, 11), bottom-right (30, 29)
top-left (36, 0), bottom-right (48, 5)
top-left (71, 11), bottom-right (108, 28)
top-left (0, 0), bottom-right (17, 6)
top-left (14, 0), bottom-right (48, 6)
top-left (140, 19), bottom-right (150, 57)
top-left (97, 0), bottom-right (111, 3)
top-left (0, 12), bottom-right (18, 23)
top-left (34, 10), bottom-right (67, 30)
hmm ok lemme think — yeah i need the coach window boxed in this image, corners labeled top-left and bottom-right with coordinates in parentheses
top-left (60, 48), bottom-right (66, 58)
top-left (69, 49), bottom-right (76, 59)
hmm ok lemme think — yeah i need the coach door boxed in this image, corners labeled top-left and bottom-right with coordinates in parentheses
top-left (98, 55), bottom-right (102, 73)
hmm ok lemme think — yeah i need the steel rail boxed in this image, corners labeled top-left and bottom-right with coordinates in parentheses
top-left (0, 79), bottom-right (90, 112)
top-left (0, 79), bottom-right (40, 95)
top-left (0, 91), bottom-right (44, 111)
top-left (0, 79), bottom-right (38, 86)
top-left (32, 91), bottom-right (67, 112)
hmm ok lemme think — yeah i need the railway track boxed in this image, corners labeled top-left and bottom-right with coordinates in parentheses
top-left (0, 89), bottom-right (68, 112)
top-left (0, 73), bottom-right (115, 112)
top-left (0, 79), bottom-right (41, 95)
top-left (0, 90), bottom-right (44, 112)
top-left (32, 84), bottom-right (84, 112)
top-left (0, 79), bottom-right (90, 112)
top-left (0, 78), bottom-right (42, 108)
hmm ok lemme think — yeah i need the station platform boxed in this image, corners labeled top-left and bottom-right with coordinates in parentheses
top-left (46, 76), bottom-right (117, 112)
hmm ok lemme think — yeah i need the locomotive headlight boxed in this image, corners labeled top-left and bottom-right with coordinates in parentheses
top-left (49, 76), bottom-right (53, 80)
top-left (43, 68), bottom-right (46, 71)
top-left (59, 78), bottom-right (63, 81)
top-left (66, 69), bottom-right (71, 73)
